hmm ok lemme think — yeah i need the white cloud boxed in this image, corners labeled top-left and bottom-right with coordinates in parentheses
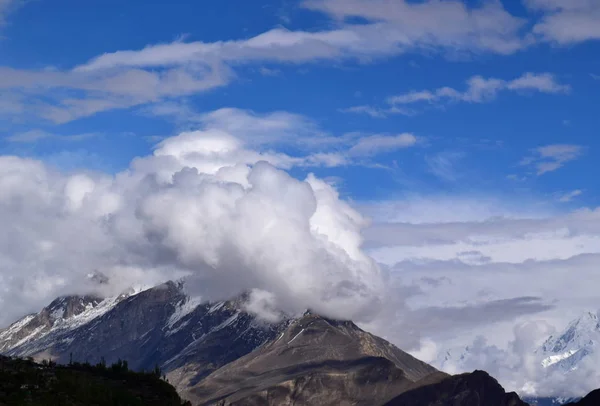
top-left (0, 0), bottom-right (19, 27)
top-left (341, 72), bottom-right (569, 118)
top-left (348, 133), bottom-right (417, 156)
top-left (0, 64), bottom-right (231, 123)
top-left (425, 151), bottom-right (465, 181)
top-left (521, 144), bottom-right (584, 175)
top-left (558, 189), bottom-right (583, 203)
top-left (339, 105), bottom-right (388, 119)
top-left (339, 105), bottom-right (415, 118)
top-left (387, 72), bottom-right (570, 105)
top-left (526, 0), bottom-right (600, 44)
top-left (0, 113), bottom-right (390, 329)
top-left (303, 0), bottom-right (529, 55)
top-left (5, 129), bottom-right (99, 143)
top-left (357, 195), bottom-right (600, 397)
top-left (0, 0), bottom-right (531, 123)
top-left (258, 67), bottom-right (281, 76)
top-left (1, 0), bottom-right (596, 123)
top-left (146, 106), bottom-right (420, 165)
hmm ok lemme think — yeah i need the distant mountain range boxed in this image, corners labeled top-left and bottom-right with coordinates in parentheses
top-left (0, 281), bottom-right (593, 406)
top-left (437, 311), bottom-right (600, 405)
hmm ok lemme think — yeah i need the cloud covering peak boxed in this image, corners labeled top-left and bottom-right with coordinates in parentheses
top-left (0, 124), bottom-right (384, 326)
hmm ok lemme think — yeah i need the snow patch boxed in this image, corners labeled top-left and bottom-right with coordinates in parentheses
top-left (541, 349), bottom-right (580, 368)
top-left (288, 328), bottom-right (304, 345)
top-left (166, 296), bottom-right (202, 330)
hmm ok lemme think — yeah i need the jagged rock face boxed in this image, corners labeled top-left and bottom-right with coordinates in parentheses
top-left (1, 283), bottom-right (530, 406)
top-left (0, 282), bottom-right (289, 390)
top-left (384, 370), bottom-right (528, 406)
top-left (187, 313), bottom-right (441, 406)
top-left (0, 295), bottom-right (103, 354)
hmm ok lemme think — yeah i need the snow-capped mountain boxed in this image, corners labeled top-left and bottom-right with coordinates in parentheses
top-left (0, 281), bottom-right (291, 395)
top-left (0, 295), bottom-right (112, 354)
top-left (537, 312), bottom-right (600, 373)
top-left (0, 281), bottom-right (538, 405)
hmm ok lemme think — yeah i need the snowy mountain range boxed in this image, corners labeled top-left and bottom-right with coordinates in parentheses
top-left (436, 311), bottom-right (600, 403)
top-left (537, 312), bottom-right (600, 374)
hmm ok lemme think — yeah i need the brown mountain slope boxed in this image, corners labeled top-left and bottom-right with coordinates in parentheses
top-left (183, 312), bottom-right (442, 406)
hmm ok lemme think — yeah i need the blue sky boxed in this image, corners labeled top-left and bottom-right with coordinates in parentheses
top-left (1, 0), bottom-right (598, 206)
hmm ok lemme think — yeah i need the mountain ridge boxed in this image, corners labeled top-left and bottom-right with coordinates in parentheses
top-left (0, 281), bottom-right (533, 406)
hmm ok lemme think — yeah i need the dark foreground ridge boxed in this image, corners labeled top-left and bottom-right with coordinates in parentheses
top-left (384, 370), bottom-right (527, 406)
top-left (565, 389), bottom-right (600, 405)
top-left (0, 355), bottom-right (190, 405)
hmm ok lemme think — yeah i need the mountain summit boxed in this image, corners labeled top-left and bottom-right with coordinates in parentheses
top-left (0, 282), bottom-right (530, 406)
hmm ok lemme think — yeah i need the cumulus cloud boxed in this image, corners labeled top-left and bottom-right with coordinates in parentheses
top-left (521, 144), bottom-right (584, 175)
top-left (0, 110), bottom-right (393, 328)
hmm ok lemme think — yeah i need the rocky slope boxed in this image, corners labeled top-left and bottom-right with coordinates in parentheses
top-left (0, 282), bottom-right (289, 391)
top-left (0, 283), bottom-right (530, 406)
top-left (187, 312), bottom-right (440, 405)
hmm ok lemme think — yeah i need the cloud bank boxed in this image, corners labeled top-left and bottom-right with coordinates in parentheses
top-left (0, 111), bottom-right (388, 327)
top-left (359, 196), bottom-right (600, 397)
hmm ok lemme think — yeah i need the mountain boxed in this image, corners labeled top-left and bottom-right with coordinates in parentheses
top-left (384, 370), bottom-right (527, 406)
top-left (0, 355), bottom-right (190, 405)
top-left (0, 282), bottom-right (530, 406)
top-left (524, 398), bottom-right (579, 406)
top-left (186, 312), bottom-right (440, 405)
top-left (436, 311), bottom-right (600, 403)
top-left (537, 312), bottom-right (600, 373)
top-left (564, 389), bottom-right (600, 405)
top-left (0, 282), bottom-right (289, 390)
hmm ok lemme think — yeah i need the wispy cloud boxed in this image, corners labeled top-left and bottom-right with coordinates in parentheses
top-left (0, 0), bottom-right (20, 28)
top-left (0, 0), bottom-right (591, 124)
top-left (146, 106), bottom-right (419, 167)
top-left (426, 151), bottom-right (466, 182)
top-left (338, 105), bottom-right (415, 119)
top-left (258, 67), bottom-right (281, 77)
top-left (5, 129), bottom-right (100, 143)
top-left (520, 144), bottom-right (584, 175)
top-left (348, 133), bottom-right (417, 156)
top-left (0, 0), bottom-right (545, 124)
top-left (341, 72), bottom-right (569, 118)
top-left (388, 73), bottom-right (570, 105)
top-left (558, 189), bottom-right (583, 202)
